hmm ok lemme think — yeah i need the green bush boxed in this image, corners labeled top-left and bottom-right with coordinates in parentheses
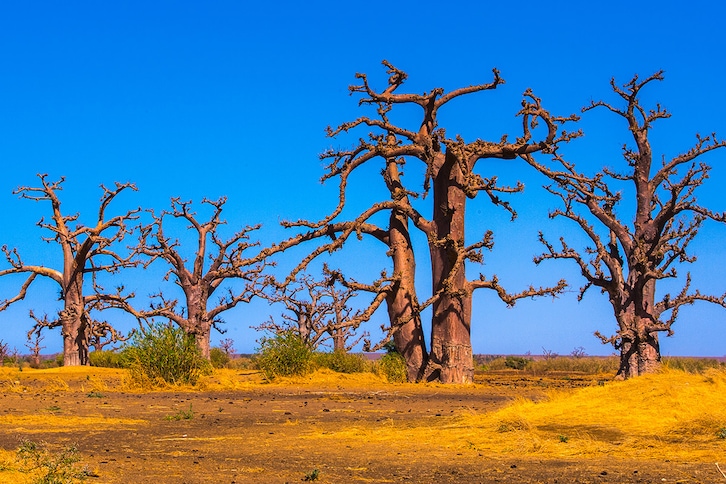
top-left (314, 351), bottom-right (367, 374)
top-left (88, 350), bottom-right (126, 368)
top-left (504, 356), bottom-right (531, 370)
top-left (255, 331), bottom-right (313, 380)
top-left (210, 347), bottom-right (231, 369)
top-left (123, 323), bottom-right (211, 386)
top-left (375, 352), bottom-right (408, 383)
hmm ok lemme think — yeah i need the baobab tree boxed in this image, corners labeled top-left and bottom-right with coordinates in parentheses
top-left (0, 175), bottom-right (140, 366)
top-left (27, 307), bottom-right (133, 353)
top-left (284, 61), bottom-right (573, 383)
top-left (135, 197), bottom-right (269, 359)
top-left (257, 270), bottom-right (368, 352)
top-left (526, 72), bottom-right (726, 378)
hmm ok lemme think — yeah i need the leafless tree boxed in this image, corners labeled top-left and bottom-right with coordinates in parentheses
top-left (526, 72), bottom-right (726, 378)
top-left (283, 61), bottom-right (572, 383)
top-left (25, 330), bottom-right (46, 367)
top-left (256, 269), bottom-right (368, 352)
top-left (219, 338), bottom-right (235, 356)
top-left (135, 197), bottom-right (269, 359)
top-left (0, 174), bottom-right (140, 366)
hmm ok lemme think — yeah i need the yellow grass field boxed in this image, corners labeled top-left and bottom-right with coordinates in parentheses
top-left (0, 365), bottom-right (724, 483)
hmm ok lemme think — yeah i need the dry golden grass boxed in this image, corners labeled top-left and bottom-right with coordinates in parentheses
top-left (294, 368), bottom-right (726, 464)
top-left (3, 365), bottom-right (725, 466)
top-left (454, 368), bottom-right (726, 461)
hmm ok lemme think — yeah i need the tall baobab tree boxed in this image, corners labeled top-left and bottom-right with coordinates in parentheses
top-left (135, 197), bottom-right (269, 359)
top-left (0, 175), bottom-right (140, 366)
top-left (526, 72), bottom-right (726, 378)
top-left (285, 61), bottom-right (573, 383)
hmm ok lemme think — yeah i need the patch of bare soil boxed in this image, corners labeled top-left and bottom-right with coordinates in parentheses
top-left (0, 372), bottom-right (719, 483)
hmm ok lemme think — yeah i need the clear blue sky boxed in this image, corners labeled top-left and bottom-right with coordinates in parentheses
top-left (1, 1), bottom-right (724, 357)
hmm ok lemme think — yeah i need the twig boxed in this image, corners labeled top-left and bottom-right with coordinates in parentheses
top-left (716, 462), bottom-right (726, 479)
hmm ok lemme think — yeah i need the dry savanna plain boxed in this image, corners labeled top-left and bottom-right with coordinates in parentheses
top-left (0, 361), bottom-right (725, 483)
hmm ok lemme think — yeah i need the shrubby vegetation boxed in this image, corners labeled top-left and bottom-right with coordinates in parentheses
top-left (313, 351), bottom-right (367, 374)
top-left (123, 323), bottom-right (211, 386)
top-left (88, 350), bottom-right (126, 368)
top-left (374, 352), bottom-right (407, 383)
top-left (209, 347), bottom-right (230, 369)
top-left (255, 331), bottom-right (314, 380)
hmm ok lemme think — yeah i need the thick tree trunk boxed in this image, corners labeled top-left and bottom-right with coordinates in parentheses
top-left (194, 329), bottom-right (211, 360)
top-left (61, 281), bottom-right (89, 366)
top-left (615, 279), bottom-right (661, 379)
top-left (427, 152), bottom-right (474, 384)
top-left (332, 332), bottom-right (346, 353)
top-left (616, 328), bottom-right (661, 379)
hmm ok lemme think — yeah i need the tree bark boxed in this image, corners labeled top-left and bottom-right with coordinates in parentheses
top-left (194, 329), bottom-right (212, 360)
top-left (615, 278), bottom-right (661, 378)
top-left (427, 151), bottom-right (474, 384)
top-left (387, 209), bottom-right (428, 381)
top-left (61, 273), bottom-right (89, 366)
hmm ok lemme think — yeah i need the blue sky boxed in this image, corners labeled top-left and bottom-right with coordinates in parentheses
top-left (0, 1), bottom-right (724, 357)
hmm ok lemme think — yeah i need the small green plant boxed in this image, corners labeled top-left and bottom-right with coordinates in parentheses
top-left (558, 434), bottom-right (569, 443)
top-left (255, 331), bottom-right (313, 380)
top-left (165, 404), bottom-right (194, 421)
top-left (16, 440), bottom-right (90, 483)
top-left (123, 323), bottom-right (211, 386)
top-left (46, 406), bottom-right (61, 413)
top-left (375, 352), bottom-right (408, 383)
top-left (717, 427), bottom-right (726, 439)
top-left (314, 351), bottom-right (367, 373)
top-left (86, 391), bottom-right (104, 399)
top-left (302, 468), bottom-right (319, 481)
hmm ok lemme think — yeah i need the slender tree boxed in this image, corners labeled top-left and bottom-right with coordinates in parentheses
top-left (526, 72), bottom-right (726, 378)
top-left (135, 197), bottom-right (268, 358)
top-left (0, 175), bottom-right (140, 366)
top-left (285, 61), bottom-right (572, 383)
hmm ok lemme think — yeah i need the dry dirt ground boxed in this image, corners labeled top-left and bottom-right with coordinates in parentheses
top-left (0, 370), bottom-right (720, 483)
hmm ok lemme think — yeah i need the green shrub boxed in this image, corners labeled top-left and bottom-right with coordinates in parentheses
top-left (255, 331), bottom-right (313, 380)
top-left (88, 350), bottom-right (126, 368)
top-left (375, 352), bottom-right (408, 383)
top-left (504, 356), bottom-right (531, 370)
top-left (123, 323), bottom-right (211, 386)
top-left (314, 351), bottom-right (367, 373)
top-left (210, 347), bottom-right (230, 369)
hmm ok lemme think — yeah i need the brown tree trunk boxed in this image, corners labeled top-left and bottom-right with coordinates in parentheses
top-left (615, 278), bottom-right (661, 379)
top-left (194, 329), bottom-right (211, 360)
top-left (332, 332), bottom-right (346, 353)
top-left (427, 152), bottom-right (474, 384)
top-left (61, 280), bottom-right (89, 366)
top-left (387, 209), bottom-right (428, 382)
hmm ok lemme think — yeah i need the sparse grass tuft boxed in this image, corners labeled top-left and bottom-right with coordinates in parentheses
top-left (165, 404), bottom-right (194, 421)
top-left (16, 440), bottom-right (90, 483)
top-left (302, 468), bottom-right (319, 481)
